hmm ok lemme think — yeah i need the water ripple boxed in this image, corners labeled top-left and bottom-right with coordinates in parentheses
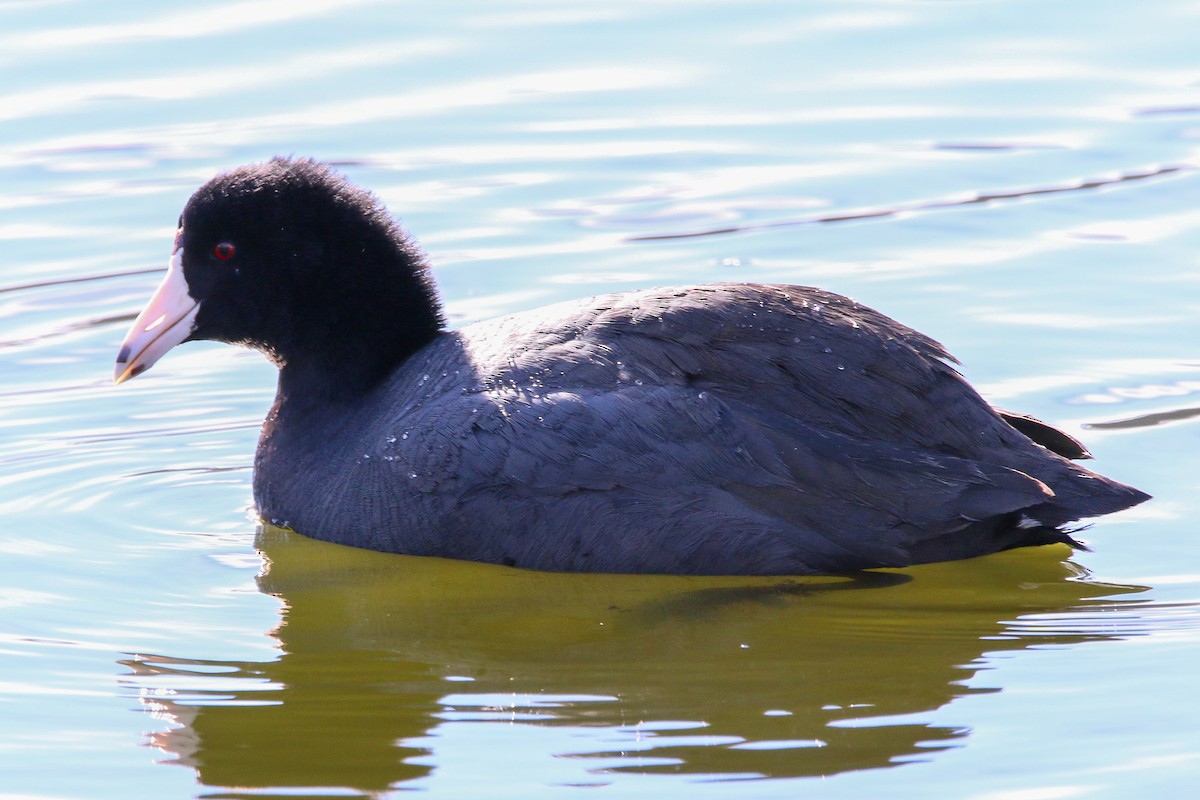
top-left (630, 164), bottom-right (1192, 241)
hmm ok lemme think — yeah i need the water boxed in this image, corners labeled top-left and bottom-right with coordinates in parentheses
top-left (2, 1), bottom-right (1198, 797)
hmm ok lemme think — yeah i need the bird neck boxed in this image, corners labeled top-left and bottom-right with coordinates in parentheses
top-left (274, 296), bottom-right (445, 405)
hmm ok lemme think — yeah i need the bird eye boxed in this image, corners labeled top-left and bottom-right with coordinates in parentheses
top-left (213, 242), bottom-right (236, 261)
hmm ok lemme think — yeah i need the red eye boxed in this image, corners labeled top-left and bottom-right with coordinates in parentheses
top-left (213, 242), bottom-right (236, 261)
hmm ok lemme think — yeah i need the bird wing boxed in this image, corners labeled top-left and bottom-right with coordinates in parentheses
top-left (368, 284), bottom-right (1066, 572)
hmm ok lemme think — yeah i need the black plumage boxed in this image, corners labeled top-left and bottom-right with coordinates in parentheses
top-left (115, 158), bottom-right (1149, 575)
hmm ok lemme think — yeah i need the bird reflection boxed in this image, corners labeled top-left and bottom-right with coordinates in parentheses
top-left (120, 525), bottom-right (1149, 795)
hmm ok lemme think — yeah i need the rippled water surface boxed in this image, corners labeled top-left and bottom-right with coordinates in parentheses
top-left (2, 1), bottom-right (1199, 798)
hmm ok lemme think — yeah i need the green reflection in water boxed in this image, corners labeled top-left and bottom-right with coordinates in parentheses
top-left (121, 526), bottom-right (1148, 795)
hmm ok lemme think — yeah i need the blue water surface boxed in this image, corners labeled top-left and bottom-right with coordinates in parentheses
top-left (1, 1), bottom-right (1198, 798)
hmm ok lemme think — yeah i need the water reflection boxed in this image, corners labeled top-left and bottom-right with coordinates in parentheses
top-left (120, 527), bottom-right (1149, 795)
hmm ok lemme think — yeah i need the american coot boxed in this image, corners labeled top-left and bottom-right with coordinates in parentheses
top-left (114, 158), bottom-right (1149, 575)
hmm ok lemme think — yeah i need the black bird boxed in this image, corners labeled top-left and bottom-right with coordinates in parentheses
top-left (114, 158), bottom-right (1149, 575)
